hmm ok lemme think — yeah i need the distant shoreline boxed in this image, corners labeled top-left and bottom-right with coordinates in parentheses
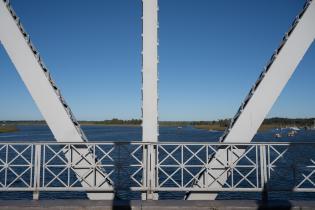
top-left (194, 123), bottom-right (305, 132)
top-left (1, 117), bottom-right (314, 132)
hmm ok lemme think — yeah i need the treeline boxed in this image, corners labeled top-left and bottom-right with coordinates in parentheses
top-left (80, 118), bottom-right (142, 125)
top-left (190, 118), bottom-right (315, 127)
top-left (79, 117), bottom-right (315, 127)
top-left (262, 117), bottom-right (315, 127)
top-left (1, 120), bottom-right (46, 125)
top-left (1, 117), bottom-right (315, 127)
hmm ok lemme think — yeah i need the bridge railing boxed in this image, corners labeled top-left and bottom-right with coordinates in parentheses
top-left (0, 141), bottom-right (314, 199)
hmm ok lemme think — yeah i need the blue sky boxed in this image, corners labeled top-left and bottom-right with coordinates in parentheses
top-left (0, 0), bottom-right (314, 121)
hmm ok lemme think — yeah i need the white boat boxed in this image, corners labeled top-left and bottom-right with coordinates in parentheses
top-left (289, 126), bottom-right (300, 131)
top-left (288, 130), bottom-right (298, 137)
top-left (274, 133), bottom-right (282, 138)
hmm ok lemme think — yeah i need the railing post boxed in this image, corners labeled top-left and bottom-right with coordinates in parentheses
top-left (260, 144), bottom-right (268, 202)
top-left (141, 144), bottom-right (148, 200)
top-left (33, 144), bottom-right (41, 200)
top-left (145, 143), bottom-right (158, 200)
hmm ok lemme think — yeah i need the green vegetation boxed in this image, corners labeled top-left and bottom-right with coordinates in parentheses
top-left (0, 125), bottom-right (18, 133)
top-left (80, 119), bottom-right (142, 126)
top-left (194, 117), bottom-right (315, 132)
top-left (261, 117), bottom-right (315, 127)
top-left (194, 124), bottom-right (226, 131)
top-left (1, 120), bottom-right (46, 125)
top-left (1, 119), bottom-right (142, 126)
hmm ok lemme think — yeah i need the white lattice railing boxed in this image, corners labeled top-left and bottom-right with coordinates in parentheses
top-left (0, 142), bottom-right (314, 199)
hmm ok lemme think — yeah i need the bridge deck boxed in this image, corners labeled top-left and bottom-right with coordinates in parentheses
top-left (0, 200), bottom-right (315, 210)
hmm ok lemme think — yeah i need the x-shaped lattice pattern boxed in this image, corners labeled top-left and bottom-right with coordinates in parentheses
top-left (42, 143), bottom-right (144, 190)
top-left (0, 144), bottom-right (33, 188)
top-left (157, 144), bottom-right (259, 190)
top-left (0, 142), bottom-right (314, 194)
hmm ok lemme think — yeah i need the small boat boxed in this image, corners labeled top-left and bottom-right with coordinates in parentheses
top-left (289, 126), bottom-right (300, 131)
top-left (288, 130), bottom-right (298, 137)
top-left (274, 133), bottom-right (282, 138)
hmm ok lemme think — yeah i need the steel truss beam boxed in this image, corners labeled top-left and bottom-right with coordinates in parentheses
top-left (0, 0), bottom-right (113, 200)
top-left (187, 0), bottom-right (315, 200)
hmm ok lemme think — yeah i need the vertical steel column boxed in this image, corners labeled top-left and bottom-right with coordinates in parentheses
top-left (142, 0), bottom-right (159, 200)
top-left (142, 0), bottom-right (159, 143)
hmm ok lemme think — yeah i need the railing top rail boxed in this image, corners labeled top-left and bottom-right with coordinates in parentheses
top-left (0, 141), bottom-right (314, 145)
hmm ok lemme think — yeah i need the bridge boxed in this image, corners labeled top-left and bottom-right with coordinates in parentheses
top-left (0, 0), bottom-right (314, 202)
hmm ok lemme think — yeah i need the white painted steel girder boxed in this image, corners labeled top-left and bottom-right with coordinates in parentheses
top-left (142, 0), bottom-right (159, 143)
top-left (187, 0), bottom-right (315, 200)
top-left (142, 0), bottom-right (159, 200)
top-left (0, 1), bottom-right (85, 143)
top-left (0, 0), bottom-right (113, 200)
top-left (222, 0), bottom-right (315, 143)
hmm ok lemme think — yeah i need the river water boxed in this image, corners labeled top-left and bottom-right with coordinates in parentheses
top-left (0, 125), bottom-right (314, 200)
